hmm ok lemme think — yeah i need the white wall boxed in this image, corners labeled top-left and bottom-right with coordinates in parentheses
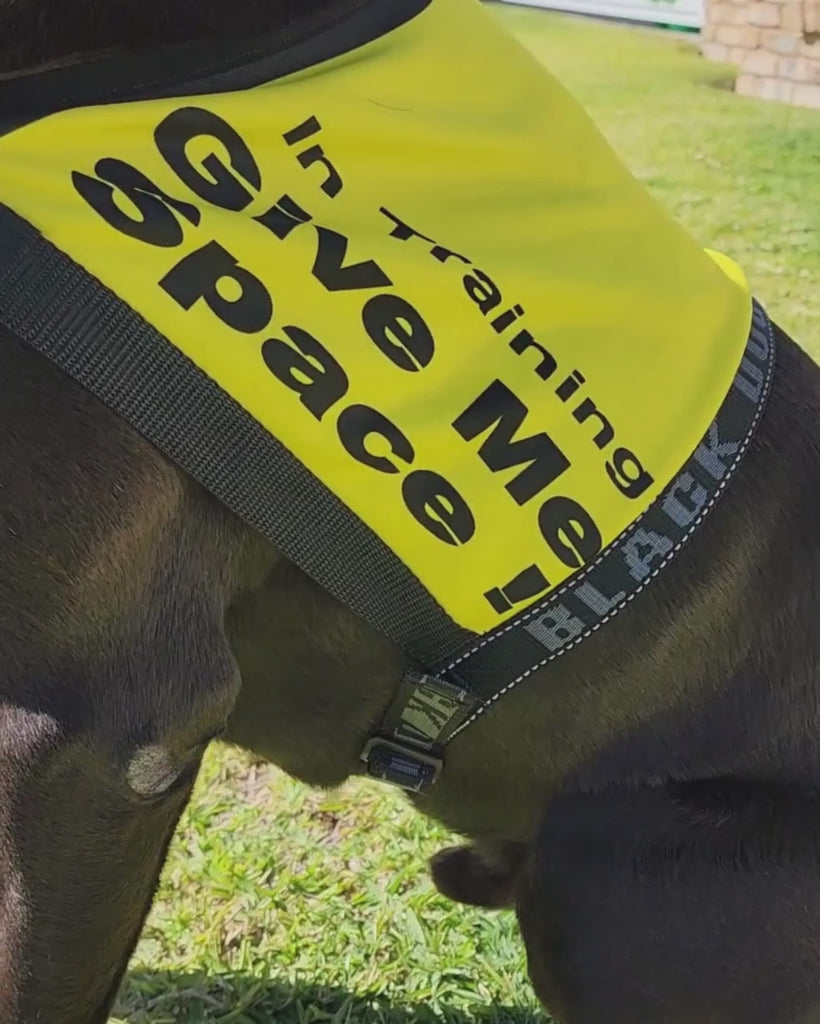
top-left (496, 0), bottom-right (704, 29)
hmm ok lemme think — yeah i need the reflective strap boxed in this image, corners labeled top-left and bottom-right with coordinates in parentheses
top-left (363, 303), bottom-right (775, 789)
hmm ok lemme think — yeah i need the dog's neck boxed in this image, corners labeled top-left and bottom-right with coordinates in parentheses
top-left (0, 0), bottom-right (347, 77)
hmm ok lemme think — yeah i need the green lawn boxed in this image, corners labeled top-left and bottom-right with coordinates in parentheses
top-left (501, 4), bottom-right (819, 354)
top-left (111, 8), bottom-right (820, 1023)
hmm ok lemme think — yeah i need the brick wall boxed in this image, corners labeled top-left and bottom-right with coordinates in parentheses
top-left (700, 0), bottom-right (820, 108)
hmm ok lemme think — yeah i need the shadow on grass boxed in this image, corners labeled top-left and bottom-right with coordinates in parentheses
top-left (114, 970), bottom-right (545, 1024)
top-left (705, 70), bottom-right (737, 92)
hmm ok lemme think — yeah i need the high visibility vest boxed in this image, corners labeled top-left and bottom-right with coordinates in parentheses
top-left (0, 0), bottom-right (768, 758)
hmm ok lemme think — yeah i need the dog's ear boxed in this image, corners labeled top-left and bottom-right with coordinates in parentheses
top-left (429, 841), bottom-right (528, 909)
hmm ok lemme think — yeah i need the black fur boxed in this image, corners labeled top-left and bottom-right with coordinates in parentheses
top-left (0, 0), bottom-right (298, 74)
top-left (2, 4), bottom-right (820, 1022)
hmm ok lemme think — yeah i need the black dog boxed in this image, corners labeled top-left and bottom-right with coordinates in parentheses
top-left (2, 2), bottom-right (820, 1023)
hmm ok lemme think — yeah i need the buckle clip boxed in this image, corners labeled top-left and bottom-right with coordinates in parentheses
top-left (360, 736), bottom-right (443, 793)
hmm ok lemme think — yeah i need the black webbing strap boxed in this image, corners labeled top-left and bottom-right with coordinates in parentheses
top-left (0, 207), bottom-right (476, 670)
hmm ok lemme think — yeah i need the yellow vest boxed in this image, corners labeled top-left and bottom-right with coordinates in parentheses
top-left (0, 0), bottom-right (752, 635)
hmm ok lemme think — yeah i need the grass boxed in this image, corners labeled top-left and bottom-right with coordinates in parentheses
top-left (112, 750), bottom-right (539, 1024)
top-left (499, 4), bottom-right (819, 354)
top-left (111, 9), bottom-right (820, 1023)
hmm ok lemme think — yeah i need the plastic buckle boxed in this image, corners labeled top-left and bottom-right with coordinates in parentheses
top-left (360, 736), bottom-right (443, 793)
